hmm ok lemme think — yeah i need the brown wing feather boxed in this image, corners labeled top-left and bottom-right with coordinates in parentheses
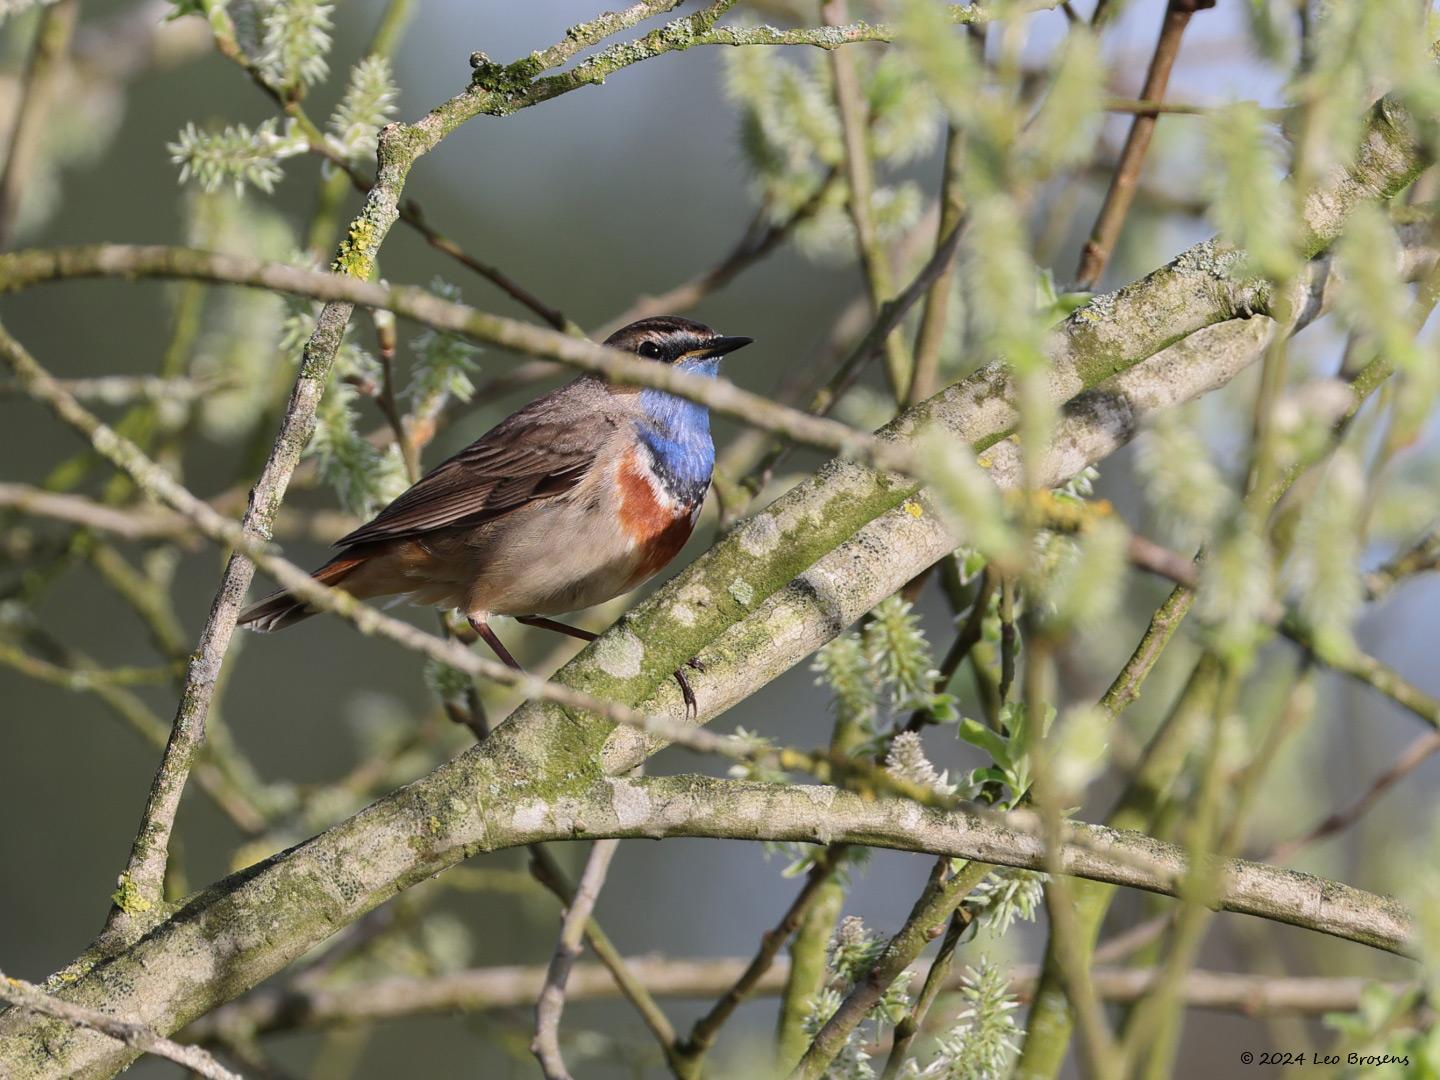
top-left (336, 380), bottom-right (619, 548)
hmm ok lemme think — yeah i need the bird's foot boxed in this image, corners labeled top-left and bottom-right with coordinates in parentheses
top-left (673, 665), bottom-right (698, 718)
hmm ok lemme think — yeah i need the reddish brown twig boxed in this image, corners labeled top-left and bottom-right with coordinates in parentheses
top-left (674, 849), bottom-right (843, 1071)
top-left (1074, 0), bottom-right (1216, 289)
top-left (598, 168), bottom-right (841, 339)
top-left (1265, 731), bottom-right (1440, 863)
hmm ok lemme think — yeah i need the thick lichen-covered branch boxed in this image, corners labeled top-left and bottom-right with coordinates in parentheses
top-left (0, 775), bottom-right (1414, 1073)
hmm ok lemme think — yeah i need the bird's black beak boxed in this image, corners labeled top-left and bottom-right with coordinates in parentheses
top-left (700, 335), bottom-right (754, 358)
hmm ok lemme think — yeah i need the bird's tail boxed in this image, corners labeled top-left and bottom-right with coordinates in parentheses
top-left (237, 553), bottom-right (367, 633)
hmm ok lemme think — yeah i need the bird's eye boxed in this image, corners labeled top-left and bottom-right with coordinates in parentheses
top-left (637, 341), bottom-right (663, 360)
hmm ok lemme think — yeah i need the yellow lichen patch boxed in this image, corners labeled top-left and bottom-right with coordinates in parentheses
top-left (110, 873), bottom-right (153, 915)
top-left (902, 500), bottom-right (924, 518)
top-left (331, 216), bottom-right (379, 280)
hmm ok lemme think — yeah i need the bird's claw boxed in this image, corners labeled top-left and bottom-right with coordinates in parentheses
top-left (674, 666), bottom-right (698, 718)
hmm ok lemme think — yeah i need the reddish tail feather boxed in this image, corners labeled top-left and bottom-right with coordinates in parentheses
top-left (237, 553), bottom-right (366, 633)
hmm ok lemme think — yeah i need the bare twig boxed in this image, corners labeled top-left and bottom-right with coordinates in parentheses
top-left (0, 970), bottom-right (242, 1080)
top-left (1265, 730), bottom-right (1440, 863)
top-left (879, 906), bottom-right (969, 1080)
top-left (790, 858), bottom-right (994, 1080)
top-left (0, 0), bottom-right (79, 248)
top-left (907, 123), bottom-right (968, 407)
top-left (823, 0), bottom-right (912, 399)
top-left (1075, 0), bottom-right (1216, 288)
top-left (0, 482), bottom-right (194, 541)
top-left (1128, 532), bottom-right (1440, 731)
top-left (674, 849), bottom-right (843, 1073)
top-left (598, 168), bottom-right (841, 338)
top-left (183, 958), bottom-right (1422, 1038)
top-left (532, 839), bottom-right (621, 1080)
top-left (0, 373), bottom-right (221, 403)
top-left (526, 845), bottom-right (681, 1070)
top-left (1365, 519), bottom-right (1440, 599)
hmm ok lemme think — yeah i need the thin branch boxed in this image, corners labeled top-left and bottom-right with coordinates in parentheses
top-left (0, 373), bottom-right (221, 403)
top-left (533, 839), bottom-right (621, 1080)
top-left (0, 0), bottom-right (79, 248)
top-left (1101, 95), bottom-right (1277, 117)
top-left (903, 571), bottom-right (997, 733)
top-left (0, 482), bottom-right (195, 541)
top-left (0, 970), bottom-right (242, 1080)
top-left (598, 167), bottom-right (841, 338)
top-left (741, 215), bottom-right (968, 487)
top-left (1075, 0), bottom-right (1216, 289)
top-left (0, 245), bottom-right (899, 472)
top-left (1127, 532), bottom-right (1440, 730)
top-left (1264, 731), bottom-right (1440, 863)
top-left (908, 119), bottom-right (969, 407)
top-left (790, 859), bottom-right (994, 1080)
top-left (1364, 520), bottom-right (1440, 600)
top-left (183, 959), bottom-right (1421, 1038)
top-left (879, 906), bottom-right (969, 1080)
top-left (526, 845), bottom-right (682, 1070)
top-left (823, 0), bottom-right (911, 399)
top-left (4, 189), bottom-right (1432, 489)
top-left (674, 846), bottom-right (843, 1072)
top-left (0, 480), bottom-right (354, 544)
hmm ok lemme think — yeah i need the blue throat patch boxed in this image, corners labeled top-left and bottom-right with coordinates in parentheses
top-left (637, 357), bottom-right (718, 506)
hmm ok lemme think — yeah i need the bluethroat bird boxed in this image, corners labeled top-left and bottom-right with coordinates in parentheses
top-left (238, 316), bottom-right (754, 710)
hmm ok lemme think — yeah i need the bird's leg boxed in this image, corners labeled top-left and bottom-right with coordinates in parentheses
top-left (468, 614), bottom-right (524, 672)
top-left (516, 616), bottom-right (700, 717)
top-left (516, 615), bottom-right (598, 643)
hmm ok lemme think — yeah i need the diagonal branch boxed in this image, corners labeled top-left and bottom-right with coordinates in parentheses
top-left (0, 971), bottom-right (241, 1080)
top-left (180, 958), bottom-right (1420, 1038)
top-left (532, 839), bottom-right (622, 1080)
top-left (0, 0), bottom-right (79, 248)
top-left (1074, 0), bottom-right (1216, 289)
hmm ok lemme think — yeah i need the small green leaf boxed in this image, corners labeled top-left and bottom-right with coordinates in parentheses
top-left (958, 717), bottom-right (1012, 769)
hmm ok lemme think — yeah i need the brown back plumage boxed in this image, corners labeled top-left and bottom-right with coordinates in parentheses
top-left (334, 378), bottom-right (622, 548)
top-left (237, 378), bottom-right (631, 631)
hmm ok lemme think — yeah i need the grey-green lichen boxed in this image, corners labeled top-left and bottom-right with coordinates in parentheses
top-left (1171, 237), bottom-right (1252, 283)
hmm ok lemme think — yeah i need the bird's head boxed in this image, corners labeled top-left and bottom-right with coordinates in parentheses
top-left (603, 316), bottom-right (753, 378)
